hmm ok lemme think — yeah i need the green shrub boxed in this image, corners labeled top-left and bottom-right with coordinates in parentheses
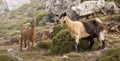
top-left (36, 10), bottom-right (46, 25)
top-left (50, 29), bottom-right (75, 55)
top-left (0, 54), bottom-right (17, 61)
top-left (99, 47), bottom-right (120, 61)
top-left (37, 39), bottom-right (52, 50)
top-left (51, 24), bottom-right (67, 38)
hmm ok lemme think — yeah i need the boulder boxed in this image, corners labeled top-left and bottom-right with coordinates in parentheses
top-left (45, 0), bottom-right (119, 22)
top-left (72, 0), bottom-right (105, 16)
top-left (103, 1), bottom-right (119, 15)
top-left (45, 0), bottom-right (80, 22)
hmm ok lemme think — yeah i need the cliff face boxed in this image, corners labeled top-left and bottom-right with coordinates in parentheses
top-left (0, 0), bottom-right (30, 13)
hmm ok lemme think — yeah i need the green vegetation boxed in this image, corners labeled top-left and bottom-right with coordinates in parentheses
top-left (50, 29), bottom-right (75, 55)
top-left (37, 39), bottom-right (52, 50)
top-left (51, 24), bottom-right (67, 37)
top-left (0, 54), bottom-right (17, 61)
top-left (36, 10), bottom-right (46, 25)
top-left (99, 47), bottom-right (120, 61)
top-left (81, 0), bottom-right (89, 3)
top-left (12, 20), bottom-right (28, 30)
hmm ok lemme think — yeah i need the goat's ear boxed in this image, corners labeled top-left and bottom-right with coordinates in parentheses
top-left (63, 12), bottom-right (67, 16)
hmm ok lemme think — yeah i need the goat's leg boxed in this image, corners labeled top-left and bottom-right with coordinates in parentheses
top-left (26, 40), bottom-right (30, 51)
top-left (30, 39), bottom-right (34, 51)
top-left (24, 39), bottom-right (27, 48)
top-left (89, 38), bottom-right (94, 50)
top-left (75, 35), bottom-right (80, 52)
top-left (102, 40), bottom-right (105, 49)
top-left (99, 30), bottom-right (106, 49)
top-left (20, 37), bottom-right (23, 51)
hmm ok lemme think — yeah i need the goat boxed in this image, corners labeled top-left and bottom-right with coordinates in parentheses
top-left (20, 20), bottom-right (36, 51)
top-left (58, 12), bottom-right (106, 52)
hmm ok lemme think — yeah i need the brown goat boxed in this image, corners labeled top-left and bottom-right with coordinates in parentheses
top-left (20, 20), bottom-right (36, 51)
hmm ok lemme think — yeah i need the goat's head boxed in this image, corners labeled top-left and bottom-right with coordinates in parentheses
top-left (58, 12), bottom-right (67, 24)
top-left (30, 19), bottom-right (36, 26)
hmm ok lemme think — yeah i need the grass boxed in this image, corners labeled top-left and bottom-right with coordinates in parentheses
top-left (37, 39), bottom-right (52, 50)
top-left (36, 9), bottom-right (46, 25)
top-left (22, 51), bottom-right (40, 58)
top-left (0, 54), bottom-right (17, 61)
top-left (99, 47), bottom-right (120, 61)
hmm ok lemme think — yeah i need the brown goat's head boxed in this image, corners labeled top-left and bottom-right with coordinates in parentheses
top-left (58, 12), bottom-right (67, 24)
top-left (30, 19), bottom-right (36, 26)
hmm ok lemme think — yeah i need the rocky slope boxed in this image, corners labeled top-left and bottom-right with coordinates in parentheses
top-left (0, 0), bottom-right (120, 61)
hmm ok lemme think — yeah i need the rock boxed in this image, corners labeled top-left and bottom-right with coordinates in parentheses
top-left (7, 48), bottom-right (23, 61)
top-left (45, 0), bottom-right (80, 22)
top-left (62, 55), bottom-right (70, 60)
top-left (2, 40), bottom-right (11, 45)
top-left (103, 1), bottom-right (119, 15)
top-left (72, 0), bottom-right (105, 16)
top-left (10, 36), bottom-right (20, 44)
top-left (107, 21), bottom-right (120, 33)
top-left (45, 0), bottom-right (119, 22)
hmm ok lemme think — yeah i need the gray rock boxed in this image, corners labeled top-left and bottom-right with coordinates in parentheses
top-left (45, 0), bottom-right (80, 22)
top-left (45, 0), bottom-right (119, 22)
top-left (2, 40), bottom-right (11, 45)
top-left (10, 36), bottom-right (20, 44)
top-left (103, 1), bottom-right (119, 14)
top-left (8, 48), bottom-right (23, 61)
top-left (72, 0), bottom-right (105, 16)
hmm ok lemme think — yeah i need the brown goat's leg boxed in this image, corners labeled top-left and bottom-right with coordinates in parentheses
top-left (24, 39), bottom-right (27, 48)
top-left (32, 41), bottom-right (34, 49)
top-left (20, 37), bottom-right (23, 51)
top-left (27, 41), bottom-right (30, 51)
top-left (30, 40), bottom-right (34, 51)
